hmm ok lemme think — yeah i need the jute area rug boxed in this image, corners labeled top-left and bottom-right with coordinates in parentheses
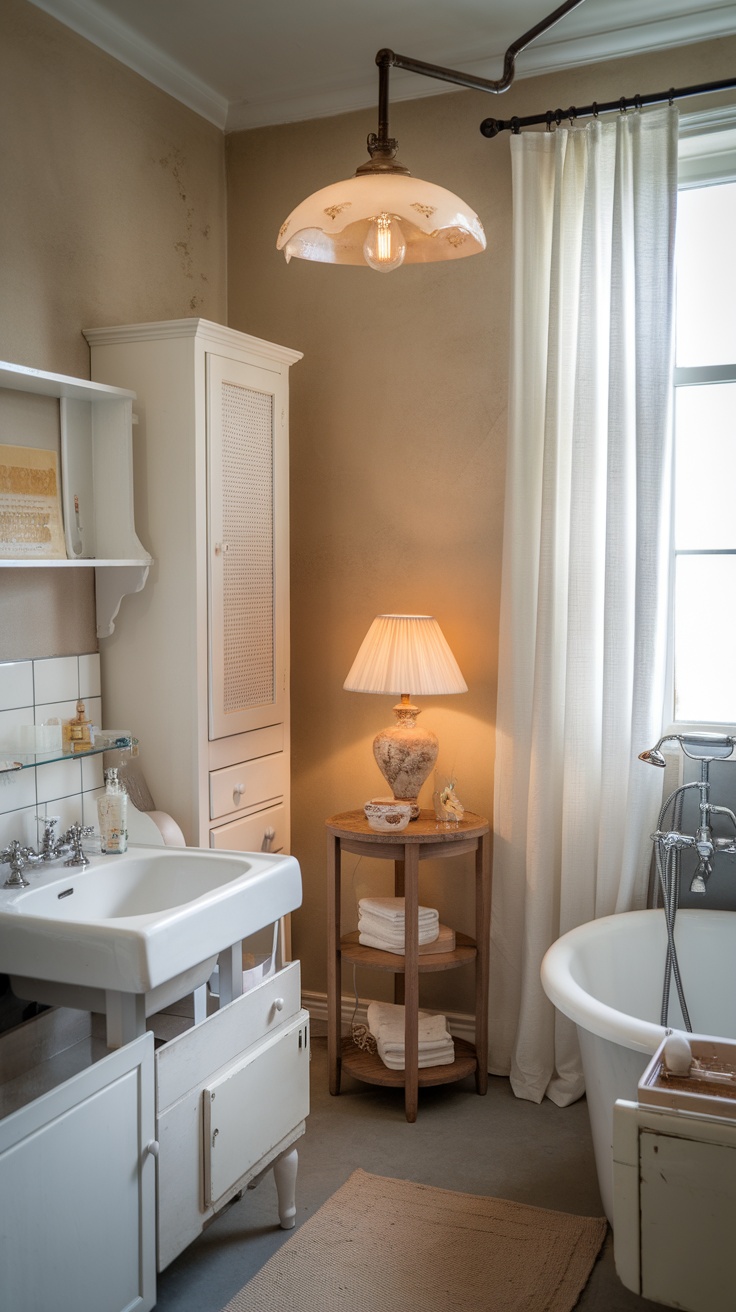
top-left (221, 1168), bottom-right (607, 1312)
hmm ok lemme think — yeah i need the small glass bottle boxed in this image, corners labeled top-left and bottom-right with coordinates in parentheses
top-left (97, 767), bottom-right (128, 854)
top-left (64, 699), bottom-right (92, 753)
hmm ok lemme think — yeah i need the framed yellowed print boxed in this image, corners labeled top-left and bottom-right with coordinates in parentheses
top-left (0, 445), bottom-right (67, 559)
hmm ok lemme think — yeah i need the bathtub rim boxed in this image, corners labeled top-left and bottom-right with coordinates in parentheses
top-left (539, 908), bottom-right (734, 1056)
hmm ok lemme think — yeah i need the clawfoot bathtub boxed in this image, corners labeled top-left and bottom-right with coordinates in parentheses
top-left (541, 908), bottom-right (736, 1221)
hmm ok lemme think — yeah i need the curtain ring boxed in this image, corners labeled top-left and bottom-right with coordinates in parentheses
top-left (668, 87), bottom-right (675, 106)
top-left (592, 102), bottom-right (599, 118)
top-left (545, 110), bottom-right (553, 132)
top-left (555, 108), bottom-right (562, 126)
top-left (568, 106), bottom-right (576, 126)
top-left (619, 96), bottom-right (627, 114)
top-left (634, 94), bottom-right (642, 112)
top-left (510, 116), bottom-right (521, 135)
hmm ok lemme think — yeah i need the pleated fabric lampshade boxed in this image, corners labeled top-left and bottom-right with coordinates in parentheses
top-left (344, 615), bottom-right (467, 813)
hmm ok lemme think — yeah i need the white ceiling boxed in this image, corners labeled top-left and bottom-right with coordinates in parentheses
top-left (29, 0), bottom-right (736, 131)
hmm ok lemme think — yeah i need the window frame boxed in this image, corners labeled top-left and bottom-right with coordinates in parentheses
top-left (666, 107), bottom-right (736, 733)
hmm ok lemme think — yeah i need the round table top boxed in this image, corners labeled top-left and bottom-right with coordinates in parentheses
top-left (325, 808), bottom-right (489, 844)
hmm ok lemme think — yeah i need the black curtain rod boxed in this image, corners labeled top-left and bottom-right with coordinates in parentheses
top-left (479, 75), bottom-right (736, 137)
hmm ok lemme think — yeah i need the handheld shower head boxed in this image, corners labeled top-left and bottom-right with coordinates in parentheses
top-left (638, 732), bottom-right (736, 768)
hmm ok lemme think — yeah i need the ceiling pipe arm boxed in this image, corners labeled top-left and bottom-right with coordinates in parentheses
top-left (370, 0), bottom-right (588, 153)
top-left (375, 0), bottom-right (589, 100)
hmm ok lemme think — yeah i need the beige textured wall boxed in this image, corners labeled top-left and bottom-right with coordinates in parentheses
top-left (0, 0), bottom-right (227, 658)
top-left (226, 36), bottom-right (736, 1012)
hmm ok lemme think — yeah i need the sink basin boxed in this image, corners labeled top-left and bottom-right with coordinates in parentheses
top-left (0, 844), bottom-right (302, 998)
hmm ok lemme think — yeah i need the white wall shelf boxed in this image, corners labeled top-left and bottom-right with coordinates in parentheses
top-left (0, 360), bottom-right (152, 637)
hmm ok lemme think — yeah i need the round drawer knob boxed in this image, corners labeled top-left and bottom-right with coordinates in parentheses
top-left (146, 1140), bottom-right (160, 1158)
top-left (234, 783), bottom-right (245, 797)
top-left (274, 997), bottom-right (284, 1011)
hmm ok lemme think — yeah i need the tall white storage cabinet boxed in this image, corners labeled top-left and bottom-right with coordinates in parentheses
top-left (85, 320), bottom-right (301, 852)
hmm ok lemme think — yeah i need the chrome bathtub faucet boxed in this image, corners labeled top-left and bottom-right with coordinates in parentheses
top-left (640, 732), bottom-right (736, 894)
top-left (637, 731), bottom-right (736, 1029)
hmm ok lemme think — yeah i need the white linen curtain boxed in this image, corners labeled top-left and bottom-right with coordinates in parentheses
top-left (489, 106), bottom-right (679, 1106)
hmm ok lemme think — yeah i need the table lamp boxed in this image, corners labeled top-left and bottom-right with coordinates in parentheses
top-left (343, 614), bottom-right (467, 815)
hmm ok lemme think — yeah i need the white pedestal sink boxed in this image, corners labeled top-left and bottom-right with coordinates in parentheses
top-left (0, 844), bottom-right (302, 1046)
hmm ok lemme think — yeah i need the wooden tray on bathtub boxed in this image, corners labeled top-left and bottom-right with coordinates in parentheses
top-left (639, 1034), bottom-right (736, 1121)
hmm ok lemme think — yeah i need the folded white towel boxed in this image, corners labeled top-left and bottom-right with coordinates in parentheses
top-left (358, 932), bottom-right (436, 953)
top-left (359, 896), bottom-right (439, 926)
top-left (367, 1001), bottom-right (455, 1070)
top-left (379, 1036), bottom-right (453, 1057)
top-left (358, 912), bottom-right (439, 947)
top-left (366, 1001), bottom-right (450, 1045)
top-left (377, 1040), bottom-right (455, 1070)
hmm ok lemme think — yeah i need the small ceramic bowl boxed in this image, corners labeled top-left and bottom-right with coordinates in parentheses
top-left (363, 798), bottom-right (412, 832)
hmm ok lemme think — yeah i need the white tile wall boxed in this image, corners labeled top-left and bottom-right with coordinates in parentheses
top-left (0, 661), bottom-right (33, 710)
top-left (33, 655), bottom-right (79, 706)
top-left (0, 654), bottom-right (103, 851)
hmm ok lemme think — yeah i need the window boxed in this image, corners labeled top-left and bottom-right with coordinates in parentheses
top-left (671, 112), bottom-right (736, 725)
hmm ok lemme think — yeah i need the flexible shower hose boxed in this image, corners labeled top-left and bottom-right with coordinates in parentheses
top-left (655, 781), bottom-right (698, 1031)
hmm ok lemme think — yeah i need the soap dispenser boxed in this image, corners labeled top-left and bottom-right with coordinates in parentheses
top-left (97, 767), bottom-right (128, 854)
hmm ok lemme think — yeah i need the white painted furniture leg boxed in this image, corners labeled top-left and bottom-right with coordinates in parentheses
top-left (273, 1147), bottom-right (298, 1229)
top-left (105, 990), bottom-right (146, 1048)
top-left (192, 984), bottom-right (207, 1024)
top-left (217, 943), bottom-right (244, 1006)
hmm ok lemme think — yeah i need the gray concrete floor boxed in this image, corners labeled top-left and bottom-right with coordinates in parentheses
top-left (154, 1029), bottom-right (661, 1311)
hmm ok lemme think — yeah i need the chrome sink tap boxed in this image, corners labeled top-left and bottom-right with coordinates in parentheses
top-left (37, 816), bottom-right (72, 862)
top-left (63, 822), bottom-right (95, 867)
top-left (1, 839), bottom-right (43, 889)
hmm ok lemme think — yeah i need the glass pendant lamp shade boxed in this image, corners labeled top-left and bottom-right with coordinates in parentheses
top-left (277, 13), bottom-right (594, 272)
top-left (344, 615), bottom-right (467, 812)
top-left (277, 172), bottom-right (486, 270)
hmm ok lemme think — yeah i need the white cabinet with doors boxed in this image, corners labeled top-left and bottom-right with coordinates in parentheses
top-left (0, 972), bottom-right (310, 1303)
top-left (85, 320), bottom-right (301, 854)
top-left (0, 1012), bottom-right (156, 1312)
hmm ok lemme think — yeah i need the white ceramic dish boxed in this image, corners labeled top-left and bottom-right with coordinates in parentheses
top-left (363, 798), bottom-right (412, 832)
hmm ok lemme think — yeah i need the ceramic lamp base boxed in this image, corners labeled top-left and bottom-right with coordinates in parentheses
top-left (373, 702), bottom-right (438, 816)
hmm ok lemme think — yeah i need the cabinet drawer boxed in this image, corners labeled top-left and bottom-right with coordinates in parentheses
top-left (155, 961), bottom-right (301, 1112)
top-left (210, 803), bottom-right (288, 854)
top-left (209, 754), bottom-right (286, 821)
top-left (208, 724), bottom-right (284, 773)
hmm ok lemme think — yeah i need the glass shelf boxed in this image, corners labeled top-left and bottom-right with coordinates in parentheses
top-left (0, 733), bottom-right (135, 775)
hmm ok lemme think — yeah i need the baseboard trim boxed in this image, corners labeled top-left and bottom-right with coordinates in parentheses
top-left (301, 989), bottom-right (477, 1045)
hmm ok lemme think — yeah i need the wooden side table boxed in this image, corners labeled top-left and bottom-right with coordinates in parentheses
top-left (326, 809), bottom-right (491, 1123)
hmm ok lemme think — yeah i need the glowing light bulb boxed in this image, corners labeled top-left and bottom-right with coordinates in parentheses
top-left (363, 213), bottom-right (406, 272)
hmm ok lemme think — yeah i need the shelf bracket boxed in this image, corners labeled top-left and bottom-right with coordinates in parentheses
top-left (95, 563), bottom-right (150, 638)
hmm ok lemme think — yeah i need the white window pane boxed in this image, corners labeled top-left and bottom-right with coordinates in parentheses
top-left (675, 182), bottom-right (736, 367)
top-left (675, 383), bottom-right (736, 549)
top-left (675, 555), bottom-right (736, 723)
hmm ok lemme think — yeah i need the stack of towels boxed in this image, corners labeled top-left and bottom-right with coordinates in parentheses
top-left (358, 896), bottom-right (439, 952)
top-left (366, 1001), bottom-right (455, 1070)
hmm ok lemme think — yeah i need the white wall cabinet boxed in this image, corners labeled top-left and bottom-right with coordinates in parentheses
top-left (0, 360), bottom-right (151, 637)
top-left (0, 1013), bottom-right (156, 1312)
top-left (85, 320), bottom-right (301, 850)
